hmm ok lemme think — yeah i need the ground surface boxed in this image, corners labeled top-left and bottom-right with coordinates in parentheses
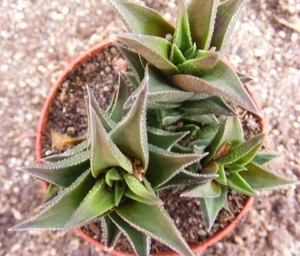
top-left (0, 0), bottom-right (299, 256)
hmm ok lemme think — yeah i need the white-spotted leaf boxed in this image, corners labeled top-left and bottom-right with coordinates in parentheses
top-left (63, 178), bottom-right (115, 234)
top-left (171, 60), bottom-right (261, 116)
top-left (146, 144), bottom-right (206, 189)
top-left (240, 162), bottom-right (299, 190)
top-left (18, 150), bottom-right (90, 187)
top-left (110, 77), bottom-right (149, 170)
top-left (88, 91), bottom-right (133, 177)
top-left (115, 201), bottom-right (195, 256)
top-left (109, 0), bottom-right (174, 36)
top-left (117, 33), bottom-right (178, 75)
top-left (109, 211), bottom-right (149, 256)
top-left (210, 0), bottom-right (247, 55)
top-left (200, 185), bottom-right (227, 230)
top-left (181, 180), bottom-right (221, 198)
top-left (187, 0), bottom-right (219, 50)
top-left (11, 169), bottom-right (94, 231)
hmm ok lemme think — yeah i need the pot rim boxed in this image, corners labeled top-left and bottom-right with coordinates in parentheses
top-left (35, 38), bottom-right (113, 166)
top-left (35, 39), bottom-right (263, 256)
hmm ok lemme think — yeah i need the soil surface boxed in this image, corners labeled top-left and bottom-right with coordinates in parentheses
top-left (1, 0), bottom-right (299, 256)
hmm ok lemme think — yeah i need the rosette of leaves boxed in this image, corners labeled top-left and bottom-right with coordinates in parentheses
top-left (164, 116), bottom-right (298, 230)
top-left (109, 0), bottom-right (261, 116)
top-left (11, 77), bottom-right (218, 256)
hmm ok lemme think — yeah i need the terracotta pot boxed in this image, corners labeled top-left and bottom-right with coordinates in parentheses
top-left (35, 39), bottom-right (264, 255)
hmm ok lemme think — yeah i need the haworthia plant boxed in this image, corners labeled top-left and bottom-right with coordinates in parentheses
top-left (179, 117), bottom-right (297, 229)
top-left (110, 0), bottom-right (261, 116)
top-left (12, 76), bottom-right (211, 256)
top-left (12, 1), bottom-right (299, 255)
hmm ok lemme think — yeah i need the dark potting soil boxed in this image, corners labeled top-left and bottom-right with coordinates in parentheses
top-left (42, 44), bottom-right (261, 254)
top-left (42, 45), bottom-right (124, 156)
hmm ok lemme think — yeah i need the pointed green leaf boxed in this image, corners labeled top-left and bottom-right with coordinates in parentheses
top-left (190, 123), bottom-right (221, 148)
top-left (173, 0), bottom-right (193, 52)
top-left (182, 180), bottom-right (221, 198)
top-left (180, 96), bottom-right (236, 116)
top-left (11, 169), bottom-right (95, 231)
top-left (124, 72), bottom-right (140, 89)
top-left (217, 133), bottom-right (265, 165)
top-left (146, 144), bottom-right (205, 189)
top-left (110, 77), bottom-right (149, 170)
top-left (109, 0), bottom-right (174, 36)
top-left (184, 43), bottom-right (197, 59)
top-left (205, 117), bottom-right (243, 163)
top-left (235, 136), bottom-right (266, 166)
top-left (159, 109), bottom-right (184, 126)
top-left (172, 143), bottom-right (194, 154)
top-left (106, 88), bottom-right (118, 116)
top-left (187, 0), bottom-right (219, 50)
top-left (87, 86), bottom-right (115, 132)
top-left (199, 131), bottom-right (218, 148)
top-left (102, 216), bottom-right (121, 249)
top-left (114, 42), bottom-right (145, 82)
top-left (227, 164), bottom-right (247, 172)
top-left (115, 201), bottom-right (195, 256)
top-left (190, 143), bottom-right (208, 155)
top-left (123, 172), bottom-right (162, 205)
top-left (171, 60), bottom-right (261, 116)
top-left (147, 126), bottom-right (188, 151)
top-left (43, 183), bottom-right (59, 202)
top-left (141, 65), bottom-right (210, 104)
top-left (252, 152), bottom-right (277, 165)
top-left (178, 52), bottom-right (219, 75)
top-left (63, 178), bottom-right (115, 233)
top-left (41, 140), bottom-right (89, 162)
top-left (170, 44), bottom-right (186, 65)
top-left (222, 199), bottom-right (233, 217)
top-left (146, 109), bottom-right (162, 129)
top-left (227, 172), bottom-right (260, 199)
top-left (105, 168), bottom-right (122, 187)
top-left (18, 150), bottom-right (90, 187)
top-left (114, 180), bottom-right (126, 206)
top-left (177, 124), bottom-right (200, 141)
top-left (158, 169), bottom-right (217, 190)
top-left (211, 0), bottom-right (246, 54)
top-left (192, 145), bottom-right (206, 156)
top-left (146, 65), bottom-right (195, 103)
top-left (200, 185), bottom-right (227, 230)
top-left (240, 162), bottom-right (299, 190)
top-left (117, 33), bottom-right (178, 75)
top-left (227, 172), bottom-right (261, 200)
top-left (215, 164), bottom-right (227, 185)
top-left (124, 189), bottom-right (159, 206)
top-left (181, 113), bottom-right (218, 125)
top-left (108, 75), bottom-right (130, 123)
top-left (109, 211), bottom-right (149, 256)
top-left (89, 94), bottom-right (133, 177)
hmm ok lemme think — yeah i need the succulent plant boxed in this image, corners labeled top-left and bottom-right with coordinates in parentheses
top-left (173, 116), bottom-right (296, 229)
top-left (110, 0), bottom-right (261, 117)
top-left (107, 0), bottom-right (298, 232)
top-left (11, 77), bottom-right (217, 256)
top-left (12, 1), bottom-right (299, 256)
